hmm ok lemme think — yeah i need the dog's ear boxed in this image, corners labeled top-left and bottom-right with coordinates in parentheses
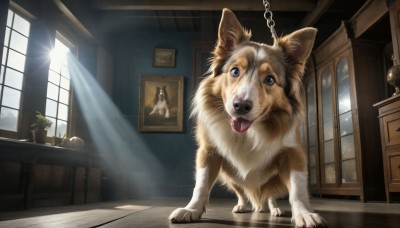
top-left (278, 27), bottom-right (317, 65)
top-left (216, 8), bottom-right (251, 57)
top-left (211, 9), bottom-right (251, 77)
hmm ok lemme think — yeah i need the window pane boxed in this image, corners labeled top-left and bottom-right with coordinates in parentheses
top-left (60, 77), bottom-right (70, 90)
top-left (46, 117), bottom-right (56, 137)
top-left (56, 120), bottom-right (67, 138)
top-left (2, 87), bottom-right (21, 109)
top-left (310, 167), bottom-right (317, 185)
top-left (49, 58), bottom-right (61, 72)
top-left (4, 67), bottom-right (23, 90)
top-left (61, 64), bottom-right (70, 78)
top-left (339, 111), bottom-right (353, 136)
top-left (7, 49), bottom-right (26, 72)
top-left (308, 125), bottom-right (315, 146)
top-left (325, 164), bottom-right (336, 184)
top-left (0, 107), bottom-right (18, 132)
top-left (59, 88), bottom-right (69, 105)
top-left (341, 134), bottom-right (355, 160)
top-left (324, 140), bottom-right (335, 163)
top-left (47, 82), bottom-right (59, 100)
top-left (13, 14), bottom-right (30, 37)
top-left (10, 31), bottom-right (28, 54)
top-left (48, 70), bottom-right (60, 85)
top-left (323, 119), bottom-right (334, 141)
top-left (309, 146), bottom-right (316, 166)
top-left (4, 27), bottom-right (10, 46)
top-left (2, 47), bottom-right (7, 65)
top-left (6, 10), bottom-right (13, 27)
top-left (45, 98), bottom-right (57, 118)
top-left (337, 58), bottom-right (351, 114)
top-left (342, 159), bottom-right (357, 183)
top-left (58, 103), bottom-right (68, 121)
top-left (0, 65), bottom-right (4, 84)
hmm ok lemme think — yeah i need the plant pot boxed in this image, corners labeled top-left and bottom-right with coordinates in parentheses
top-left (33, 129), bottom-right (47, 144)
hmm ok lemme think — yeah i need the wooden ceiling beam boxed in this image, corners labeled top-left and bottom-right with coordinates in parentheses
top-left (92, 0), bottom-right (316, 12)
top-left (300, 0), bottom-right (334, 27)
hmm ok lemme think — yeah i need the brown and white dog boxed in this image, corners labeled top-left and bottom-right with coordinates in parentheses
top-left (169, 9), bottom-right (327, 228)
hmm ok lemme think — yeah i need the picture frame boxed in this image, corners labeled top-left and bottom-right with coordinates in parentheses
top-left (153, 48), bottom-right (176, 68)
top-left (139, 75), bottom-right (184, 132)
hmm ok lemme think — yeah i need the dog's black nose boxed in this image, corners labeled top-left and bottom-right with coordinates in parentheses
top-left (233, 99), bottom-right (253, 114)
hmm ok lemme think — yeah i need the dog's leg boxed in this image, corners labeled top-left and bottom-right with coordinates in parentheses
top-left (165, 108), bottom-right (170, 118)
top-left (287, 170), bottom-right (327, 227)
top-left (230, 184), bottom-right (248, 213)
top-left (169, 149), bottom-right (222, 223)
top-left (283, 148), bottom-right (327, 227)
top-left (268, 197), bottom-right (284, 217)
top-left (149, 107), bottom-right (157, 115)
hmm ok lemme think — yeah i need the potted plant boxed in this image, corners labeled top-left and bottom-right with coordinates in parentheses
top-left (31, 111), bottom-right (52, 144)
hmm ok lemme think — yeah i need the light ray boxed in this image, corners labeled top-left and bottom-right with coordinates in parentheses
top-left (67, 53), bottom-right (164, 197)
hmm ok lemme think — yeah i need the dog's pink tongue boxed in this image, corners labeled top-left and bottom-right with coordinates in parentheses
top-left (231, 118), bottom-right (252, 133)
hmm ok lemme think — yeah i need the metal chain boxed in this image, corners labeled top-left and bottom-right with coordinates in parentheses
top-left (262, 0), bottom-right (278, 41)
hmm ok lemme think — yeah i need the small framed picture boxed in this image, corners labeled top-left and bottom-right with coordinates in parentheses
top-left (139, 75), bottom-right (184, 132)
top-left (153, 48), bottom-right (176, 68)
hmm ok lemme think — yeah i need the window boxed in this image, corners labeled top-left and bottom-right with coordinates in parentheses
top-left (0, 9), bottom-right (30, 132)
top-left (45, 38), bottom-right (71, 138)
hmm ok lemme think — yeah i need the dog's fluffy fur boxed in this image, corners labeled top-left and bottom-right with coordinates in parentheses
top-left (169, 9), bottom-right (327, 228)
top-left (149, 86), bottom-right (170, 118)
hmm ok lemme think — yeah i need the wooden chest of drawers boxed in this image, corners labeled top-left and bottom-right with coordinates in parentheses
top-left (374, 96), bottom-right (400, 202)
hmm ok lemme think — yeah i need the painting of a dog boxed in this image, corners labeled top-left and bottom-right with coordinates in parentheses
top-left (149, 86), bottom-right (170, 118)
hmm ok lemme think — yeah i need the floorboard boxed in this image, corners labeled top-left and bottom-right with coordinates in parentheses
top-left (0, 198), bottom-right (399, 228)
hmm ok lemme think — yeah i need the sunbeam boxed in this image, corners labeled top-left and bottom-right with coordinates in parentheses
top-left (66, 53), bottom-right (164, 198)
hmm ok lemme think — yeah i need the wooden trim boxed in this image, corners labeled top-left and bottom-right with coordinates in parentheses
top-left (389, 0), bottom-right (400, 65)
top-left (350, 0), bottom-right (388, 38)
top-left (300, 0), bottom-right (335, 27)
top-left (314, 23), bottom-right (351, 66)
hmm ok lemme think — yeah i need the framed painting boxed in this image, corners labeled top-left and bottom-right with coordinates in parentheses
top-left (139, 75), bottom-right (184, 132)
top-left (153, 48), bottom-right (176, 68)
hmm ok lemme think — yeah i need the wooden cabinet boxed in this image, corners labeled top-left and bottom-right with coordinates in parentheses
top-left (374, 96), bottom-right (400, 202)
top-left (305, 23), bottom-right (386, 201)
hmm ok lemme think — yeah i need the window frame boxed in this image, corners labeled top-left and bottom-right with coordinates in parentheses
top-left (0, 8), bottom-right (31, 138)
top-left (45, 32), bottom-right (76, 139)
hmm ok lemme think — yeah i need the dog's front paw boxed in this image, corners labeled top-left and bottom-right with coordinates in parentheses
top-left (232, 204), bottom-right (248, 213)
top-left (270, 207), bottom-right (284, 217)
top-left (292, 213), bottom-right (327, 228)
top-left (169, 208), bottom-right (202, 223)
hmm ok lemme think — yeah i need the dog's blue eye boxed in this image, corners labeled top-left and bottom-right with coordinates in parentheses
top-left (264, 75), bottom-right (275, 85)
top-left (230, 67), bottom-right (240, 77)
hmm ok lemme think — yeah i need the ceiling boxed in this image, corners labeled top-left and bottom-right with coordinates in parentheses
top-left (88, 0), bottom-right (369, 47)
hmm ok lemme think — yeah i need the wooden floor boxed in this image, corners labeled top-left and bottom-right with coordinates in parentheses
top-left (0, 198), bottom-right (399, 228)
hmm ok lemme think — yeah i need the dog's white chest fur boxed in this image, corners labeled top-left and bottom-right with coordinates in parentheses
top-left (154, 100), bottom-right (168, 113)
top-left (205, 117), bottom-right (296, 181)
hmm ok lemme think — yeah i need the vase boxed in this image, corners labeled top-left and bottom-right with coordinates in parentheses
top-left (387, 65), bottom-right (400, 96)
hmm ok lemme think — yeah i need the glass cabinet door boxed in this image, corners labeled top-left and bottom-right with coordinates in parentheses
top-left (336, 58), bottom-right (357, 183)
top-left (306, 77), bottom-right (317, 185)
top-left (321, 67), bottom-right (336, 184)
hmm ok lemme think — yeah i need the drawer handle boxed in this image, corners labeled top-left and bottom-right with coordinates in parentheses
top-left (396, 128), bottom-right (400, 132)
top-left (398, 164), bottom-right (400, 169)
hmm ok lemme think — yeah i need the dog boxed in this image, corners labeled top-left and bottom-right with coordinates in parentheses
top-left (169, 9), bottom-right (327, 228)
top-left (149, 86), bottom-right (170, 118)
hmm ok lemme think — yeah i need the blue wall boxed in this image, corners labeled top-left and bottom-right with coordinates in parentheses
top-left (108, 31), bottom-right (202, 197)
